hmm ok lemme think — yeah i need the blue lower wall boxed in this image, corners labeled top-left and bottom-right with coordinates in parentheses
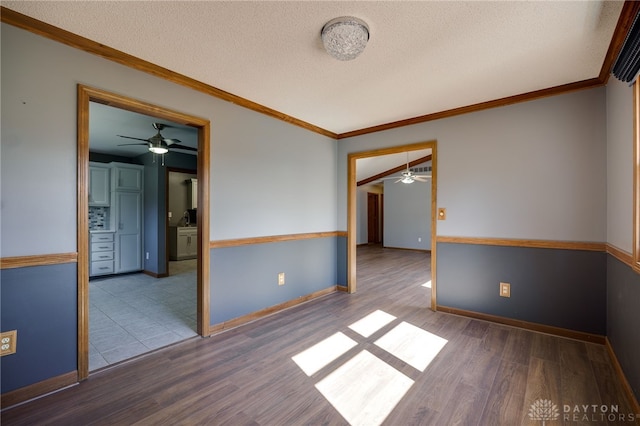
top-left (3, 241), bottom-right (634, 402)
top-left (337, 236), bottom-right (347, 286)
top-left (1, 263), bottom-right (77, 394)
top-left (436, 243), bottom-right (607, 334)
top-left (607, 255), bottom-right (640, 401)
top-left (210, 237), bottom-right (339, 324)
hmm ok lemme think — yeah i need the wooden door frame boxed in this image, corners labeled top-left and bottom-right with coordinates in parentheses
top-left (347, 140), bottom-right (437, 310)
top-left (77, 85), bottom-right (211, 380)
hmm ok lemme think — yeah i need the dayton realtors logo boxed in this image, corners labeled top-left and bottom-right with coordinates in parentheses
top-left (528, 399), bottom-right (639, 424)
top-left (528, 399), bottom-right (560, 425)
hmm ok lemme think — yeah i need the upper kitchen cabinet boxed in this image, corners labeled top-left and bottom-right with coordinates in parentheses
top-left (112, 163), bottom-right (143, 191)
top-left (89, 162), bottom-right (110, 206)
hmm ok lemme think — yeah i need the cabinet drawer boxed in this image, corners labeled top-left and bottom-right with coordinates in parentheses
top-left (92, 251), bottom-right (114, 261)
top-left (91, 242), bottom-right (114, 252)
top-left (91, 260), bottom-right (114, 275)
top-left (91, 233), bottom-right (114, 243)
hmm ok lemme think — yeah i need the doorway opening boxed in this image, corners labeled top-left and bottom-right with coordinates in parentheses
top-left (347, 141), bottom-right (437, 309)
top-left (367, 192), bottom-right (382, 244)
top-left (77, 85), bottom-right (211, 380)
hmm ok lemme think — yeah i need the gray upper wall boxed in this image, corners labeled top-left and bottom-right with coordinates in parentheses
top-left (338, 88), bottom-right (607, 243)
top-left (606, 78), bottom-right (633, 253)
top-left (0, 23), bottom-right (337, 257)
top-left (0, 21), bottom-right (632, 252)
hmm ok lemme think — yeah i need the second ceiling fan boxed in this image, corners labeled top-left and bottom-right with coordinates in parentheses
top-left (382, 152), bottom-right (431, 184)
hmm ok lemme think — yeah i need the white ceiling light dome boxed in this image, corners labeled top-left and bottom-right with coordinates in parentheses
top-left (321, 16), bottom-right (370, 61)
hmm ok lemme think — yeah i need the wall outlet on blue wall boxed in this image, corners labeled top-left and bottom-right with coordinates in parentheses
top-left (500, 282), bottom-right (511, 298)
top-left (278, 272), bottom-right (285, 286)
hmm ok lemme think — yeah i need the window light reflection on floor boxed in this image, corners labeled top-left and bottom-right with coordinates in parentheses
top-left (422, 280), bottom-right (432, 288)
top-left (292, 310), bottom-right (448, 426)
top-left (291, 332), bottom-right (357, 376)
top-left (315, 350), bottom-right (414, 426)
top-left (375, 321), bottom-right (448, 372)
top-left (348, 309), bottom-right (396, 338)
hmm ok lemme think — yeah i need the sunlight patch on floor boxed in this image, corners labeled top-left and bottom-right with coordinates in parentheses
top-left (348, 309), bottom-right (396, 338)
top-left (293, 310), bottom-right (448, 425)
top-left (292, 332), bottom-right (357, 376)
top-left (374, 321), bottom-right (447, 372)
top-left (315, 350), bottom-right (414, 426)
top-left (421, 280), bottom-right (432, 288)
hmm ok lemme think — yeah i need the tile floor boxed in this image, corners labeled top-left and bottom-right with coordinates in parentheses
top-left (89, 260), bottom-right (198, 371)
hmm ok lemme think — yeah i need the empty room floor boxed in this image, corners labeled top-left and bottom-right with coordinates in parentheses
top-left (89, 260), bottom-right (198, 370)
top-left (3, 246), bottom-right (636, 425)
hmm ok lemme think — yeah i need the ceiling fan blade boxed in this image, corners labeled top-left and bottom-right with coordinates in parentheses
top-left (162, 138), bottom-right (182, 145)
top-left (117, 135), bottom-right (149, 142)
top-left (117, 142), bottom-right (149, 147)
top-left (168, 144), bottom-right (198, 152)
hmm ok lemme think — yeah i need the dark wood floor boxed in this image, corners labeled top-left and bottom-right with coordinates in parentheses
top-left (2, 245), bottom-right (637, 425)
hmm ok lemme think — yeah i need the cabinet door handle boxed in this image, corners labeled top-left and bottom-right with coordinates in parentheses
top-left (99, 267), bottom-right (110, 270)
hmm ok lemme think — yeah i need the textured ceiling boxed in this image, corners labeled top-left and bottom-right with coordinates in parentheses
top-left (2, 1), bottom-right (624, 135)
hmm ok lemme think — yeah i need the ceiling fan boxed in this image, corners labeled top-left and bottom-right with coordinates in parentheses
top-left (117, 123), bottom-right (197, 158)
top-left (383, 152), bottom-right (431, 184)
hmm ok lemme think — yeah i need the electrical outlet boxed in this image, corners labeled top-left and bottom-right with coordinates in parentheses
top-left (500, 282), bottom-right (511, 298)
top-left (278, 272), bottom-right (285, 286)
top-left (146, 252), bottom-right (149, 260)
top-left (1, 330), bottom-right (17, 356)
top-left (418, 237), bottom-right (422, 242)
top-left (168, 211), bottom-right (172, 219)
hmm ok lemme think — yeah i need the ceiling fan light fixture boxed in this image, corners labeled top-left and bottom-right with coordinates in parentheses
top-left (401, 175), bottom-right (415, 184)
top-left (321, 16), bottom-right (369, 61)
top-left (149, 145), bottom-right (168, 154)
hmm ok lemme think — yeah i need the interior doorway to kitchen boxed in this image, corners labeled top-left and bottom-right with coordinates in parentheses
top-left (78, 84), bottom-right (211, 380)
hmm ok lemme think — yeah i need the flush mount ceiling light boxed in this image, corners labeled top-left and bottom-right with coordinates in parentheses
top-left (321, 16), bottom-right (369, 61)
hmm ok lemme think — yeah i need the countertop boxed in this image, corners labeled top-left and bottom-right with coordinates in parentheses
top-left (90, 229), bottom-right (115, 234)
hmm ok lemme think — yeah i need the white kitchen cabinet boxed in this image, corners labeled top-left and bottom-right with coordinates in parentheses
top-left (90, 232), bottom-right (115, 276)
top-left (114, 189), bottom-right (143, 273)
top-left (89, 163), bottom-right (110, 206)
top-left (188, 178), bottom-right (197, 209)
top-left (109, 163), bottom-right (144, 274)
top-left (169, 227), bottom-right (198, 260)
top-left (112, 164), bottom-right (143, 191)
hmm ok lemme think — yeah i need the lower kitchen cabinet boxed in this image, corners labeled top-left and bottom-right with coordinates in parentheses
top-left (90, 232), bottom-right (115, 277)
top-left (169, 227), bottom-right (198, 260)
